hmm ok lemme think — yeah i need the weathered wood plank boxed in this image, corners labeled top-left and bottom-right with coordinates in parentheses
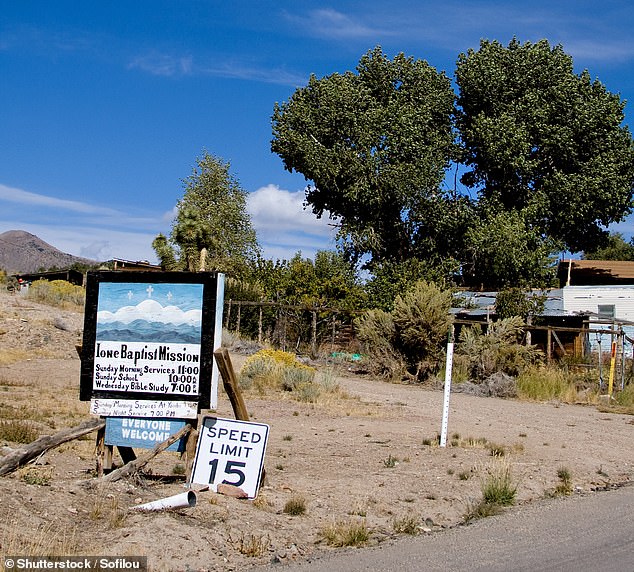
top-left (0, 417), bottom-right (106, 476)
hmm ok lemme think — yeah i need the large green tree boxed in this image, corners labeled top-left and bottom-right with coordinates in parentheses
top-left (154, 151), bottom-right (260, 275)
top-left (272, 42), bottom-right (634, 290)
top-left (456, 38), bottom-right (634, 253)
top-left (272, 46), bottom-right (459, 267)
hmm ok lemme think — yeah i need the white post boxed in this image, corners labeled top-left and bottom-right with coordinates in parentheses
top-left (440, 325), bottom-right (455, 448)
top-left (210, 273), bottom-right (225, 410)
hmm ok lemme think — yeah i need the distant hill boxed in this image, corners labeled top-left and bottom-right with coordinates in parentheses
top-left (0, 230), bottom-right (99, 274)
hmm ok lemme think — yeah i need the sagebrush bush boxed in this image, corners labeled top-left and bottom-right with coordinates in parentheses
top-left (356, 281), bottom-right (453, 382)
top-left (457, 317), bottom-right (542, 381)
top-left (355, 309), bottom-right (406, 380)
top-left (239, 349), bottom-right (317, 399)
top-left (27, 279), bottom-right (85, 308)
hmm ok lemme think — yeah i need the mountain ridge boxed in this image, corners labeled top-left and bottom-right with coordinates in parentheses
top-left (0, 229), bottom-right (99, 274)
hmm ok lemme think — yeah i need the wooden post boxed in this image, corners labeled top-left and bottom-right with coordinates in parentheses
top-left (547, 328), bottom-right (552, 364)
top-left (236, 303), bottom-right (241, 338)
top-left (258, 305), bottom-right (263, 344)
top-left (214, 348), bottom-right (250, 421)
top-left (96, 425), bottom-right (106, 478)
top-left (311, 309), bottom-right (318, 357)
top-left (213, 348), bottom-right (266, 486)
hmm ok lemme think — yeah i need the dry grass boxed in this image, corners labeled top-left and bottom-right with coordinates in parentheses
top-left (392, 514), bottom-right (420, 535)
top-left (0, 521), bottom-right (79, 560)
top-left (283, 495), bottom-right (307, 516)
top-left (517, 366), bottom-right (598, 403)
top-left (464, 460), bottom-right (517, 523)
top-left (0, 419), bottom-right (39, 443)
top-left (232, 532), bottom-right (270, 557)
top-left (0, 349), bottom-right (34, 366)
top-left (320, 518), bottom-right (370, 547)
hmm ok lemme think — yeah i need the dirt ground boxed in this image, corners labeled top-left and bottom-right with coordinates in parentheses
top-left (0, 289), bottom-right (633, 572)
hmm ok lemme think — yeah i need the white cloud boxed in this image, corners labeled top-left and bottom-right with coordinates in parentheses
top-left (0, 183), bottom-right (120, 216)
top-left (0, 181), bottom-right (339, 266)
top-left (284, 8), bottom-right (387, 40)
top-left (98, 299), bottom-right (201, 326)
top-left (128, 52), bottom-right (194, 76)
top-left (247, 184), bottom-right (332, 234)
top-left (128, 51), bottom-right (306, 86)
top-left (247, 184), bottom-right (338, 260)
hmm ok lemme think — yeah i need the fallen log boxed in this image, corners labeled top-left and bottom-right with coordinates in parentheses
top-left (97, 423), bottom-right (193, 484)
top-left (0, 417), bottom-right (106, 476)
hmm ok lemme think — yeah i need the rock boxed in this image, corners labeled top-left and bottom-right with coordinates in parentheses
top-left (217, 483), bottom-right (249, 499)
top-left (483, 372), bottom-right (518, 398)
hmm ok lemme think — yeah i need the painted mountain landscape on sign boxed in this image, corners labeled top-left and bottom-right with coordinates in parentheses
top-left (96, 298), bottom-right (202, 344)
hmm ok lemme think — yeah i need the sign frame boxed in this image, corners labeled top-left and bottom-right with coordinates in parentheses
top-left (80, 271), bottom-right (218, 409)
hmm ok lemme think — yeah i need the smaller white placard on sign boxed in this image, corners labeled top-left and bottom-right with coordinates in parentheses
top-left (190, 416), bottom-right (269, 499)
top-left (90, 398), bottom-right (198, 419)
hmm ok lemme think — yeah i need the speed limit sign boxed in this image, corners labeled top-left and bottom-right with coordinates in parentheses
top-left (190, 416), bottom-right (269, 498)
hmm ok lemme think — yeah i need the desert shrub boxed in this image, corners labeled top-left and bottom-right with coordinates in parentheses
top-left (457, 317), bottom-right (542, 381)
top-left (281, 365), bottom-right (315, 391)
top-left (465, 460), bottom-right (517, 522)
top-left (482, 461), bottom-right (517, 506)
top-left (356, 281), bottom-right (453, 382)
top-left (392, 514), bottom-right (420, 535)
top-left (614, 383), bottom-right (634, 408)
top-left (355, 308), bottom-right (407, 380)
top-left (239, 349), bottom-right (317, 400)
top-left (392, 281), bottom-right (454, 380)
top-left (548, 467), bottom-right (573, 497)
top-left (283, 495), bottom-right (307, 516)
top-left (27, 279), bottom-right (85, 308)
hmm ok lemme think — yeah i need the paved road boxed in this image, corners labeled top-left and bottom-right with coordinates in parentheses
top-left (253, 484), bottom-right (634, 572)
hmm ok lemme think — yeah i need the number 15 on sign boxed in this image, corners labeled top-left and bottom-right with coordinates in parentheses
top-left (190, 416), bottom-right (269, 499)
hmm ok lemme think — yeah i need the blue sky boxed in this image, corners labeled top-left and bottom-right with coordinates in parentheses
top-left (2, 1), bottom-right (633, 264)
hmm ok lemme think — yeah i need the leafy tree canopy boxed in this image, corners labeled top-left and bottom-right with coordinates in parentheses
top-left (153, 151), bottom-right (260, 276)
top-left (272, 41), bottom-right (634, 290)
top-left (272, 46), bottom-right (458, 267)
top-left (456, 38), bottom-right (634, 253)
top-left (247, 250), bottom-right (365, 310)
top-left (462, 209), bottom-right (558, 290)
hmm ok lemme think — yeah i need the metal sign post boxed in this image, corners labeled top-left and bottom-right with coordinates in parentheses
top-left (440, 325), bottom-right (455, 448)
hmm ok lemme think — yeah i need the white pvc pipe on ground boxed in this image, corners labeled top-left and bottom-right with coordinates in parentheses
top-left (131, 490), bottom-right (197, 511)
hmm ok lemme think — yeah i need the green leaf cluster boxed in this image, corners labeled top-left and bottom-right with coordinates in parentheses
top-left (272, 41), bottom-right (634, 289)
top-left (153, 151), bottom-right (260, 276)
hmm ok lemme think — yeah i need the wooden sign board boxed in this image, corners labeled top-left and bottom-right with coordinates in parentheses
top-left (190, 416), bottom-right (269, 499)
top-left (80, 271), bottom-right (219, 411)
top-left (105, 417), bottom-right (187, 452)
top-left (89, 398), bottom-right (198, 419)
